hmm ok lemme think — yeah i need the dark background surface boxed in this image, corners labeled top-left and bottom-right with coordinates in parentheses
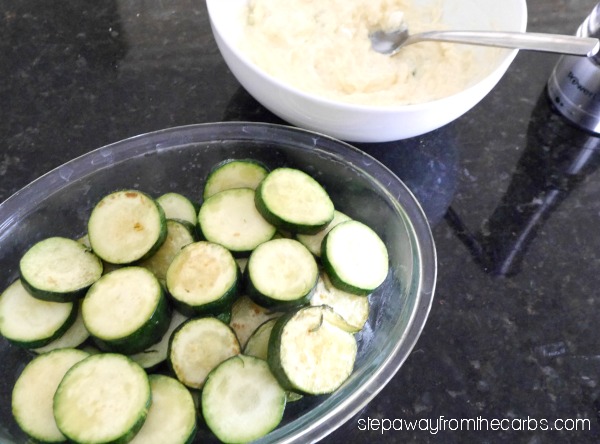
top-left (2, 0), bottom-right (600, 442)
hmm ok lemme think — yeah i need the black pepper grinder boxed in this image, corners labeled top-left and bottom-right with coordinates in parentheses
top-left (548, 3), bottom-right (600, 133)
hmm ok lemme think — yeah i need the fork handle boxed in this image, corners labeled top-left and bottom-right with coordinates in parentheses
top-left (409, 31), bottom-right (600, 57)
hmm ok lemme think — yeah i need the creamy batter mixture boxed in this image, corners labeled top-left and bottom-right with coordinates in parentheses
top-left (239, 0), bottom-right (492, 106)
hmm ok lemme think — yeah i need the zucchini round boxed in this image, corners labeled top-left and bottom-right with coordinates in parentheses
top-left (255, 167), bottom-right (334, 234)
top-left (0, 279), bottom-right (77, 349)
top-left (88, 189), bottom-right (167, 264)
top-left (245, 238), bottom-right (318, 309)
top-left (321, 220), bottom-right (389, 295)
top-left (166, 241), bottom-right (239, 316)
top-left (12, 348), bottom-right (90, 443)
top-left (82, 266), bottom-right (171, 354)
top-left (202, 355), bottom-right (286, 443)
top-left (20, 236), bottom-right (103, 302)
top-left (168, 317), bottom-right (240, 390)
top-left (54, 353), bottom-right (151, 444)
top-left (268, 305), bottom-right (357, 395)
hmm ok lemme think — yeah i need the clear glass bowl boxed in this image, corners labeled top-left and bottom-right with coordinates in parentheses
top-left (0, 122), bottom-right (436, 443)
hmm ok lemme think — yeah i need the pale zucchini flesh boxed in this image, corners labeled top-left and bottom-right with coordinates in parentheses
top-left (311, 272), bottom-right (370, 332)
top-left (203, 159), bottom-right (269, 199)
top-left (198, 187), bottom-right (276, 254)
top-left (138, 219), bottom-right (196, 282)
top-left (156, 192), bottom-right (198, 227)
top-left (12, 348), bottom-right (89, 443)
top-left (53, 353), bottom-right (151, 444)
top-left (129, 374), bottom-right (197, 444)
top-left (202, 355), bottom-right (286, 443)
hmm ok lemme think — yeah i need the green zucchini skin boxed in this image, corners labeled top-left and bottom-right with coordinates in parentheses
top-left (266, 310), bottom-right (298, 392)
top-left (244, 270), bottom-right (314, 311)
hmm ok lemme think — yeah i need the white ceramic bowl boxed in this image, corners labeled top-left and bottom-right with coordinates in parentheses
top-left (207, 0), bottom-right (527, 142)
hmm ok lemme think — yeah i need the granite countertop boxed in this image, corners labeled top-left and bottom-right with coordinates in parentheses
top-left (3, 0), bottom-right (600, 442)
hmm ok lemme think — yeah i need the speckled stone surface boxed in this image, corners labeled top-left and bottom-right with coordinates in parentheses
top-left (2, 0), bottom-right (600, 442)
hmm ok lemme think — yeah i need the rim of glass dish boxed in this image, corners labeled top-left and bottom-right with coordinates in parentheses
top-left (0, 121), bottom-right (437, 443)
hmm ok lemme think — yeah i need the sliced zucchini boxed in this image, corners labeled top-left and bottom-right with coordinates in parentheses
top-left (19, 236), bottom-right (103, 302)
top-left (202, 355), bottom-right (286, 443)
top-left (12, 348), bottom-right (89, 443)
top-left (138, 219), bottom-right (196, 282)
top-left (296, 210), bottom-right (352, 257)
top-left (255, 167), bottom-right (334, 234)
top-left (54, 353), bottom-right (151, 444)
top-left (82, 266), bottom-right (171, 354)
top-left (129, 374), bottom-right (197, 444)
top-left (0, 279), bottom-right (77, 349)
top-left (229, 295), bottom-right (281, 347)
top-left (166, 241), bottom-right (239, 316)
top-left (168, 317), bottom-right (240, 390)
top-left (268, 305), bottom-right (357, 395)
top-left (203, 159), bottom-right (269, 199)
top-left (245, 238), bottom-right (318, 309)
top-left (244, 318), bottom-right (278, 360)
top-left (198, 187), bottom-right (276, 255)
top-left (129, 310), bottom-right (189, 370)
top-left (33, 301), bottom-right (90, 353)
top-left (88, 189), bottom-right (167, 264)
top-left (311, 272), bottom-right (370, 332)
top-left (156, 192), bottom-right (198, 227)
top-left (321, 220), bottom-right (389, 295)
